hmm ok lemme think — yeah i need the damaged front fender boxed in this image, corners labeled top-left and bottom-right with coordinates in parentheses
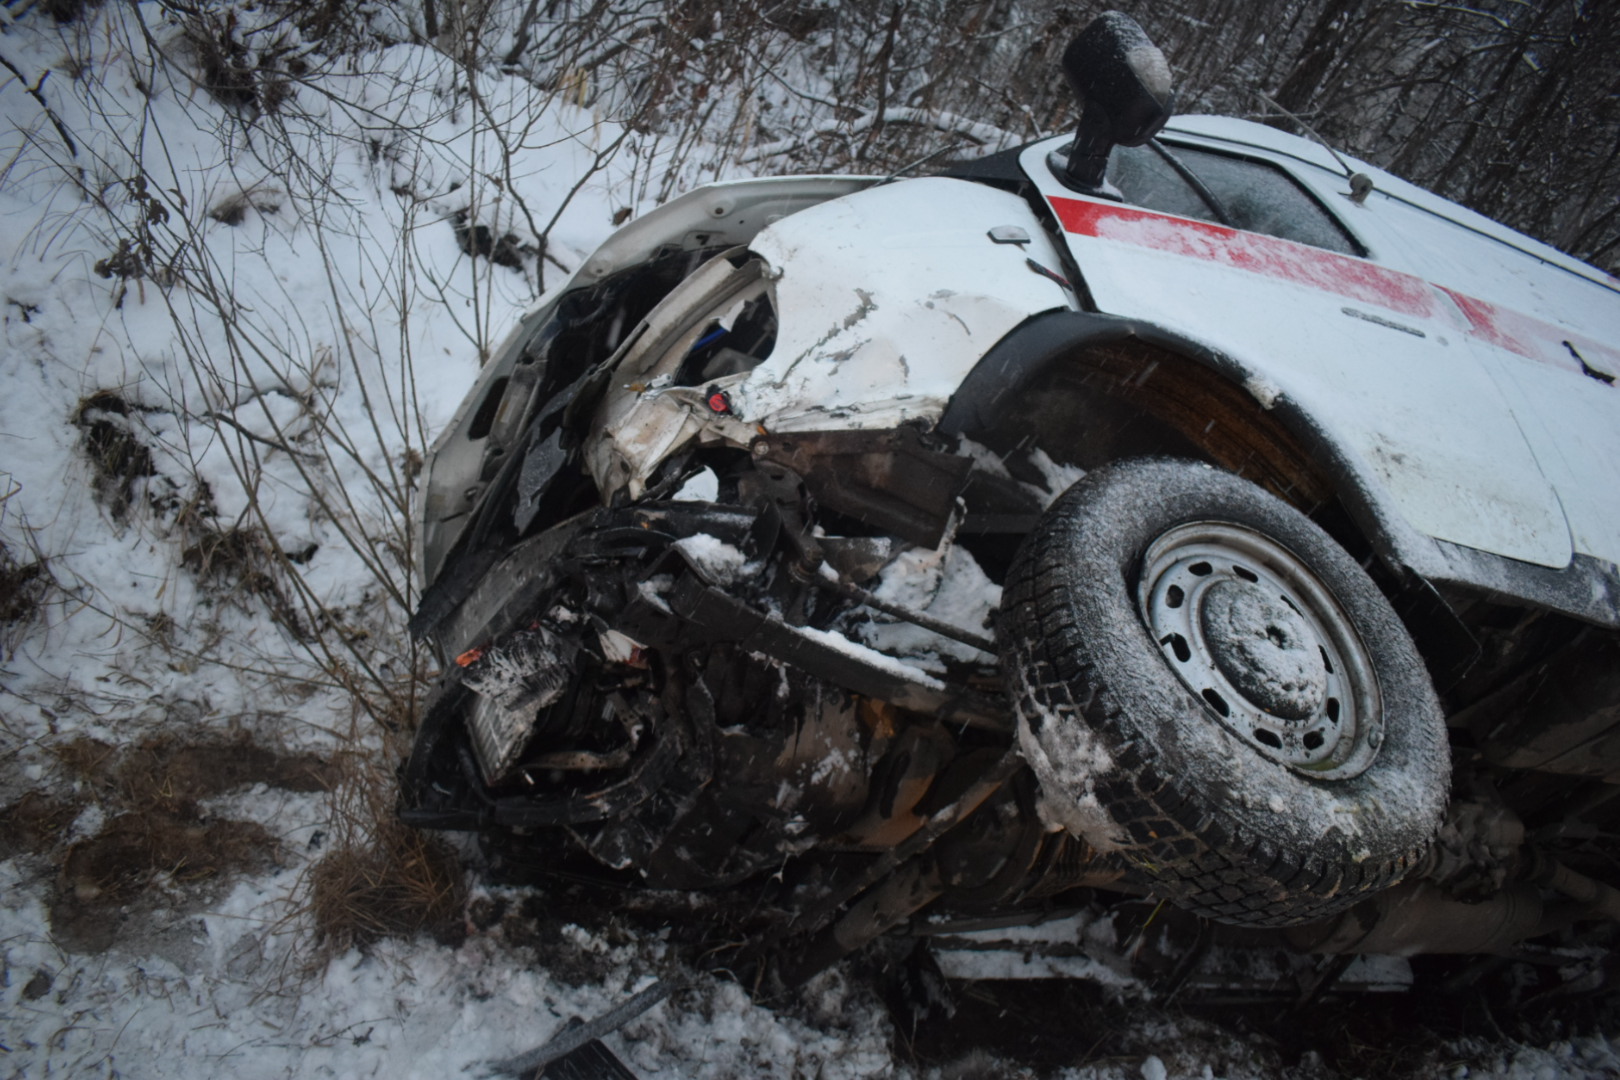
top-left (582, 177), bottom-right (1077, 503)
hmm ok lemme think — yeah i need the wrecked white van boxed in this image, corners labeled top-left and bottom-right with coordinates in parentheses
top-left (402, 12), bottom-right (1620, 992)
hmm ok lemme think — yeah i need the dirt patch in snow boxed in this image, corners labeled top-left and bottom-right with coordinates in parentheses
top-left (53, 733), bottom-right (339, 813)
top-left (52, 812), bottom-right (280, 953)
top-left (71, 389), bottom-right (160, 522)
top-left (14, 734), bottom-right (340, 954)
top-left (0, 790), bottom-right (80, 860)
top-left (0, 538), bottom-right (49, 628)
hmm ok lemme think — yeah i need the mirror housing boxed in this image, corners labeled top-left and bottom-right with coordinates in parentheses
top-left (1053, 11), bottom-right (1175, 194)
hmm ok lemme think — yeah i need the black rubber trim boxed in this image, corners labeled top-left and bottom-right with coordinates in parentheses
top-left (935, 139), bottom-right (1042, 189)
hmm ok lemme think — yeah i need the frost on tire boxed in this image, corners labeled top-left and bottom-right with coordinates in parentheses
top-left (1001, 457), bottom-right (1451, 927)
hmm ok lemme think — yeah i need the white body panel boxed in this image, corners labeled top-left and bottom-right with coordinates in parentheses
top-left (423, 117), bottom-right (1620, 625)
top-left (574, 175), bottom-right (881, 284)
top-left (1019, 125), bottom-right (1620, 571)
top-left (736, 177), bottom-right (1075, 430)
top-left (585, 177), bottom-right (1074, 496)
top-left (418, 176), bottom-right (878, 582)
top-left (1166, 118), bottom-right (1620, 569)
top-left (428, 175), bottom-right (881, 472)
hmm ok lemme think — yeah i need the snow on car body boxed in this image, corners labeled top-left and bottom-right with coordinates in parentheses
top-left (405, 14), bottom-right (1620, 991)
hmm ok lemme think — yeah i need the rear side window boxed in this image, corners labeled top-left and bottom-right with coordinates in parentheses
top-left (1107, 142), bottom-right (1361, 256)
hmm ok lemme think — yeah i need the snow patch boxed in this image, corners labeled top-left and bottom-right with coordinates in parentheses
top-left (790, 623), bottom-right (946, 690)
top-left (931, 910), bottom-right (1142, 992)
top-left (935, 949), bottom-right (1135, 984)
top-left (672, 466), bottom-right (720, 502)
top-left (1028, 446), bottom-right (1089, 506)
top-left (1016, 696), bottom-right (1127, 851)
top-left (672, 532), bottom-right (756, 584)
top-left (857, 542), bottom-right (1000, 668)
top-left (1244, 371), bottom-right (1283, 409)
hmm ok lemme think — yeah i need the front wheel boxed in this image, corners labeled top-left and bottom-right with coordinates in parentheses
top-left (1001, 458), bottom-right (1450, 926)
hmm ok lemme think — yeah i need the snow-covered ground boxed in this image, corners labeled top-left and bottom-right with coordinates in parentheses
top-left (2, 3), bottom-right (1619, 1078)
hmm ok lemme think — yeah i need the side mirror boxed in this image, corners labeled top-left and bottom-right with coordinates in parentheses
top-left (1053, 12), bottom-right (1175, 194)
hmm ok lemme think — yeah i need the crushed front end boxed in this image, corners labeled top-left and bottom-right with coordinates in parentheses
top-left (397, 171), bottom-right (1140, 983)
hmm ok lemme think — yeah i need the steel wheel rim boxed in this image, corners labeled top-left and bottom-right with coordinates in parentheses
top-left (1136, 521), bottom-right (1383, 780)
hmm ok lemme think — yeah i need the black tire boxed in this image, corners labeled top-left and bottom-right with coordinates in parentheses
top-left (1001, 458), bottom-right (1450, 927)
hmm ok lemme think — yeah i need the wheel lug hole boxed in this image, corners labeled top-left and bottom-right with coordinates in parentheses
top-left (1160, 633), bottom-right (1191, 663)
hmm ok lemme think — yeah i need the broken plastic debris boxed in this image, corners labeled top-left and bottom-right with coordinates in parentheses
top-left (599, 628), bottom-right (649, 666)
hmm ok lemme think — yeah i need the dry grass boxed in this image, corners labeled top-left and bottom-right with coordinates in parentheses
top-left (307, 817), bottom-right (465, 951)
top-left (0, 790), bottom-right (82, 861)
top-left (302, 700), bottom-right (465, 954)
top-left (51, 810), bottom-right (281, 953)
top-left (178, 521), bottom-right (314, 639)
top-left (54, 732), bottom-right (338, 814)
top-left (60, 811), bottom-right (279, 904)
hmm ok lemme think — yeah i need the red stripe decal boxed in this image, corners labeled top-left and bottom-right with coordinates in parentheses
top-left (1051, 195), bottom-right (1620, 379)
top-left (1050, 196), bottom-right (1435, 318)
top-left (1432, 285), bottom-right (1620, 377)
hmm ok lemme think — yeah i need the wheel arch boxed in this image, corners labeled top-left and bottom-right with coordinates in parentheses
top-left (938, 310), bottom-right (1400, 576)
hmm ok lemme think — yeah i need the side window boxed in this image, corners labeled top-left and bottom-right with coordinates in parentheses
top-left (1105, 143), bottom-right (1213, 222)
top-left (1106, 143), bottom-right (1361, 256)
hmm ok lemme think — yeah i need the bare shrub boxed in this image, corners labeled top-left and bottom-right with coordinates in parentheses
top-left (168, 1), bottom-right (302, 114)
